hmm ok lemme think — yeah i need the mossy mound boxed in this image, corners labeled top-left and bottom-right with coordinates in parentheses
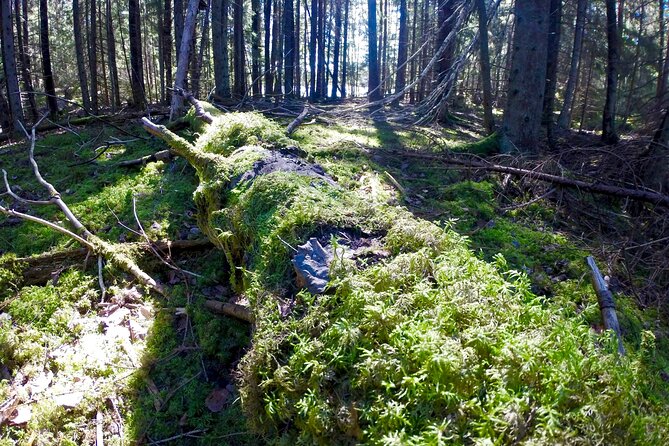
top-left (151, 106), bottom-right (669, 445)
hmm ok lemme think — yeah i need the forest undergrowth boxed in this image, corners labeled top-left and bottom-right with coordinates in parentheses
top-left (0, 105), bottom-right (668, 445)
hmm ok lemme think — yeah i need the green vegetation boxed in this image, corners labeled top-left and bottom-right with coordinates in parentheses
top-left (1, 110), bottom-right (668, 444)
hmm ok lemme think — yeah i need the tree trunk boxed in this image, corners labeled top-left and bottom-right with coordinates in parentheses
top-left (393, 0), bottom-right (408, 104)
top-left (656, 0), bottom-right (666, 103)
top-left (476, 0), bottom-right (494, 134)
top-left (0, 81), bottom-right (10, 132)
top-left (264, 0), bottom-right (273, 96)
top-left (213, 0), bottom-right (230, 98)
top-left (1, 0), bottom-right (23, 132)
top-left (435, 0), bottom-right (459, 123)
top-left (251, 0), bottom-right (262, 97)
top-left (309, 0), bottom-right (317, 98)
top-left (602, 0), bottom-right (619, 144)
top-left (89, 0), bottom-right (99, 113)
top-left (621, 3), bottom-right (643, 127)
top-left (192, 0), bottom-right (210, 98)
top-left (283, 0), bottom-right (295, 97)
top-left (39, 0), bottom-right (58, 117)
top-left (294, 0), bottom-right (300, 97)
top-left (341, 0), bottom-right (349, 98)
top-left (558, 0), bottom-right (587, 129)
top-left (316, 0), bottom-right (326, 99)
top-left (159, 0), bottom-right (172, 105)
top-left (175, 0), bottom-right (184, 64)
top-left (500, 0), bottom-right (550, 153)
top-left (408, 0), bottom-right (418, 103)
top-left (128, 0), bottom-right (146, 108)
top-left (170, 0), bottom-right (201, 118)
top-left (542, 0), bottom-right (561, 145)
top-left (73, 0), bottom-right (91, 111)
top-left (330, 0), bottom-right (341, 98)
top-left (270, 0), bottom-right (281, 96)
top-left (367, 0), bottom-right (381, 102)
top-left (642, 107), bottom-right (669, 193)
top-left (232, 0), bottom-right (246, 98)
top-left (14, 0), bottom-right (36, 120)
top-left (381, 0), bottom-right (388, 94)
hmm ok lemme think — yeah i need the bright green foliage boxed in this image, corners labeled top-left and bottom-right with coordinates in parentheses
top-left (158, 108), bottom-right (669, 445)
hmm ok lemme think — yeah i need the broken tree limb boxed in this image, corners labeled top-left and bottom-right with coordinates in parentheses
top-left (204, 299), bottom-right (254, 323)
top-left (286, 105), bottom-right (310, 135)
top-left (389, 149), bottom-right (669, 207)
top-left (586, 256), bottom-right (626, 356)
top-left (118, 150), bottom-right (174, 167)
top-left (173, 88), bottom-right (214, 124)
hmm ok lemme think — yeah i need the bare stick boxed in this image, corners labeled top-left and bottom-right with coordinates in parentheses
top-left (286, 105), bottom-right (311, 135)
top-left (173, 88), bottom-right (214, 124)
top-left (586, 256), bottom-right (626, 356)
top-left (204, 299), bottom-right (253, 323)
top-left (98, 255), bottom-right (107, 302)
top-left (0, 206), bottom-right (94, 249)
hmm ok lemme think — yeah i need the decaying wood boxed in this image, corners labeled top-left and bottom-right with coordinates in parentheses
top-left (204, 299), bottom-right (254, 323)
top-left (390, 149), bottom-right (669, 207)
top-left (586, 256), bottom-right (626, 356)
top-left (118, 149), bottom-right (174, 167)
top-left (286, 105), bottom-right (310, 135)
top-left (15, 239), bottom-right (212, 286)
top-left (174, 87), bottom-right (214, 124)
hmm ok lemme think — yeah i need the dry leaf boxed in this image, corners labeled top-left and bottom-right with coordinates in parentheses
top-left (204, 388), bottom-right (230, 413)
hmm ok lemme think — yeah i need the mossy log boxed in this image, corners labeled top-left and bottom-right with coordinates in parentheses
top-left (142, 104), bottom-right (668, 445)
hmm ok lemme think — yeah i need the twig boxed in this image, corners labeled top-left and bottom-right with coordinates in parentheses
top-left (147, 429), bottom-right (207, 445)
top-left (98, 256), bottom-right (107, 302)
top-left (586, 256), bottom-right (626, 356)
top-left (286, 104), bottom-right (311, 135)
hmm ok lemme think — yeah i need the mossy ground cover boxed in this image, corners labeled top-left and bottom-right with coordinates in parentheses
top-left (1, 110), bottom-right (668, 444)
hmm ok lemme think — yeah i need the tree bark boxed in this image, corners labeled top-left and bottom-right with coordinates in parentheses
top-left (656, 0), bottom-right (667, 103)
top-left (392, 0), bottom-right (408, 104)
top-left (175, 0), bottom-right (184, 64)
top-left (213, 0), bottom-right (231, 98)
top-left (270, 0), bottom-right (281, 95)
top-left (0, 0), bottom-right (24, 132)
top-left (542, 0), bottom-right (561, 145)
top-left (251, 0), bottom-right (262, 96)
top-left (294, 1), bottom-right (300, 97)
top-left (265, 0), bottom-right (273, 95)
top-left (642, 107), bottom-right (669, 193)
top-left (39, 0), bottom-right (58, 117)
top-left (170, 0), bottom-right (201, 119)
top-left (309, 0), bottom-right (317, 98)
top-left (89, 0), bottom-right (99, 113)
top-left (341, 0), bottom-right (349, 98)
top-left (602, 0), bottom-right (619, 144)
top-left (476, 0), bottom-right (494, 134)
top-left (14, 0), bottom-right (36, 120)
top-left (232, 0), bottom-right (246, 98)
top-left (73, 0), bottom-right (92, 111)
top-left (500, 0), bottom-right (550, 154)
top-left (367, 0), bottom-right (381, 102)
top-left (330, 0), bottom-right (341, 98)
top-left (558, 0), bottom-right (587, 129)
top-left (159, 0), bottom-right (172, 105)
top-left (283, 0), bottom-right (295, 97)
top-left (129, 0), bottom-right (146, 108)
top-left (316, 0), bottom-right (326, 98)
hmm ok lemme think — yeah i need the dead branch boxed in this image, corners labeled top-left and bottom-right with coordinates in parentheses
top-left (204, 299), bottom-right (254, 323)
top-left (586, 256), bottom-right (626, 356)
top-left (173, 88), bottom-right (214, 124)
top-left (389, 149), bottom-right (669, 207)
top-left (286, 105), bottom-right (311, 135)
top-left (118, 150), bottom-right (174, 167)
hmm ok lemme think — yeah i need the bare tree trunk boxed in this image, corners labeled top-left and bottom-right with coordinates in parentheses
top-left (14, 0), bottom-right (36, 120)
top-left (602, 0), bottom-right (619, 144)
top-left (159, 0), bottom-right (172, 104)
top-left (621, 3), bottom-right (643, 127)
top-left (271, 0), bottom-right (281, 95)
top-left (367, 0), bottom-right (381, 102)
top-left (265, 0), bottom-right (273, 95)
top-left (251, 0), bottom-right (262, 96)
top-left (393, 0), bottom-right (408, 104)
top-left (316, 0), bottom-right (326, 98)
top-left (309, 0), bottom-right (317, 98)
top-left (435, 0), bottom-right (459, 123)
top-left (213, 0), bottom-right (230, 98)
top-left (89, 0), bottom-right (99, 113)
top-left (408, 0), bottom-right (418, 103)
top-left (232, 0), bottom-right (246, 98)
top-left (330, 0), bottom-right (341, 98)
top-left (294, 0), bottom-right (301, 97)
top-left (0, 82), bottom-right (10, 132)
top-left (642, 106), bottom-right (669, 193)
top-left (656, 0), bottom-right (666, 103)
top-left (579, 47), bottom-right (595, 132)
top-left (341, 0), bottom-right (349, 98)
top-left (170, 0), bottom-right (200, 118)
top-left (284, 0), bottom-right (295, 97)
top-left (175, 0), bottom-right (184, 64)
top-left (500, 0), bottom-right (550, 153)
top-left (476, 0), bottom-right (494, 134)
top-left (39, 0), bottom-right (58, 116)
top-left (381, 0), bottom-right (388, 94)
top-left (542, 0), bottom-right (561, 145)
top-left (558, 0), bottom-right (587, 129)
top-left (1, 0), bottom-right (23, 132)
top-left (73, 0), bottom-right (91, 111)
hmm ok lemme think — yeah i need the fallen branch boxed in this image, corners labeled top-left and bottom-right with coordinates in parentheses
top-left (586, 256), bottom-right (626, 356)
top-left (389, 149), bottom-right (669, 207)
top-left (174, 87), bottom-right (214, 124)
top-left (286, 105), bottom-right (310, 135)
top-left (204, 299), bottom-right (254, 323)
top-left (118, 149), bottom-right (174, 167)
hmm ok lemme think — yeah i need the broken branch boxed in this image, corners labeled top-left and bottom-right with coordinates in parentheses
top-left (586, 256), bottom-right (626, 356)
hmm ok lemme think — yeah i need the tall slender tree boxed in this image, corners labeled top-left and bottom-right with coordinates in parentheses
top-left (1, 0), bottom-right (23, 132)
top-left (602, 0), bottom-right (619, 143)
top-left (309, 0), bottom-right (317, 98)
top-left (341, 0), bottom-right (349, 98)
top-left (73, 0), bottom-right (91, 111)
top-left (368, 0), bottom-right (381, 102)
top-left (265, 0), bottom-right (273, 95)
top-left (232, 0), bottom-right (246, 97)
top-left (284, 0), bottom-right (295, 96)
top-left (501, 0), bottom-right (551, 153)
top-left (393, 0), bottom-right (408, 103)
top-left (476, 0), bottom-right (494, 134)
top-left (89, 0), bottom-right (99, 112)
top-left (129, 0), bottom-right (146, 108)
top-left (558, 0), bottom-right (587, 128)
top-left (171, 0), bottom-right (201, 118)
top-left (213, 0), bottom-right (231, 98)
top-left (14, 0), bottom-right (36, 120)
top-left (160, 0), bottom-right (173, 104)
top-left (251, 0), bottom-right (262, 96)
top-left (39, 0), bottom-right (58, 116)
top-left (331, 0), bottom-right (342, 98)
top-left (542, 0), bottom-right (561, 144)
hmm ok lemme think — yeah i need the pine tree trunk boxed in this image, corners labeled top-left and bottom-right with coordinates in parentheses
top-left (192, 0), bottom-right (210, 98)
top-left (367, 0), bottom-right (381, 102)
top-left (656, 0), bottom-right (666, 103)
top-left (500, 0), bottom-right (550, 153)
top-left (39, 0), bottom-right (58, 116)
top-left (283, 0), bottom-right (295, 97)
top-left (309, 0), bottom-right (317, 98)
top-left (175, 0), bottom-right (184, 63)
top-left (622, 4), bottom-right (643, 127)
top-left (14, 0), bottom-right (36, 120)
top-left (161, 0), bottom-right (173, 104)
top-left (330, 0), bottom-right (341, 98)
top-left (392, 0), bottom-right (408, 104)
top-left (129, 0), bottom-right (146, 108)
top-left (213, 0), bottom-right (230, 98)
top-left (232, 0), bottom-right (246, 98)
top-left (558, 0), bottom-right (587, 129)
top-left (316, 0), bottom-right (326, 99)
top-left (170, 0), bottom-right (200, 118)
top-left (476, 0), bottom-right (494, 134)
top-left (265, 0), bottom-right (273, 96)
top-left (408, 0), bottom-right (418, 103)
top-left (0, 83), bottom-right (10, 132)
top-left (642, 107), bottom-right (669, 193)
top-left (341, 0), bottom-right (349, 98)
top-left (602, 0), bottom-right (619, 144)
top-left (435, 0), bottom-right (458, 122)
top-left (73, 0), bottom-right (91, 111)
top-left (88, 0), bottom-right (99, 112)
top-left (542, 0), bottom-right (561, 145)
top-left (1, 0), bottom-right (23, 132)
top-left (251, 0), bottom-right (262, 96)
top-left (294, 0), bottom-right (300, 97)
top-left (271, 0), bottom-right (281, 96)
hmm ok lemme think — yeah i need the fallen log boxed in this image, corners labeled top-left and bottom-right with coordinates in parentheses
top-left (204, 299), bottom-right (253, 323)
top-left (389, 149), bottom-right (669, 207)
top-left (586, 256), bottom-right (626, 356)
top-left (286, 105), bottom-right (310, 135)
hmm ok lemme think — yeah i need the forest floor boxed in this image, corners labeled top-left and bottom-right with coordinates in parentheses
top-left (0, 103), bottom-right (668, 444)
